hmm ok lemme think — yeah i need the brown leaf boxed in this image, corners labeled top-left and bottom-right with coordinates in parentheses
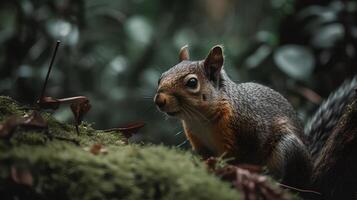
top-left (237, 164), bottom-right (263, 174)
top-left (0, 116), bottom-right (25, 138)
top-left (37, 96), bottom-right (91, 111)
top-left (58, 96), bottom-right (90, 105)
top-left (205, 157), bottom-right (218, 170)
top-left (70, 97), bottom-right (91, 134)
top-left (103, 122), bottom-right (145, 140)
top-left (0, 111), bottom-right (48, 138)
top-left (11, 166), bottom-right (33, 186)
top-left (70, 98), bottom-right (91, 125)
top-left (37, 95), bottom-right (91, 134)
top-left (89, 143), bottom-right (108, 155)
top-left (23, 111), bottom-right (48, 129)
top-left (37, 96), bottom-right (60, 110)
top-left (205, 157), bottom-right (262, 174)
top-left (205, 158), bottom-right (293, 200)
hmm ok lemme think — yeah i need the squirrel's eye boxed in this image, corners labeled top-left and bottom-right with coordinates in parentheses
top-left (186, 77), bottom-right (198, 88)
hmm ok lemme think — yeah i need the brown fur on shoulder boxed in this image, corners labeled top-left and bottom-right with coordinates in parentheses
top-left (210, 100), bottom-right (238, 157)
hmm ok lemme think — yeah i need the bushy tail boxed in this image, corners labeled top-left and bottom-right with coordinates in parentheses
top-left (304, 75), bottom-right (357, 160)
top-left (304, 75), bottom-right (357, 200)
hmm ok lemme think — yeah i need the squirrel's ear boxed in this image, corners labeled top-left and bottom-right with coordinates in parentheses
top-left (179, 45), bottom-right (190, 61)
top-left (204, 45), bottom-right (224, 82)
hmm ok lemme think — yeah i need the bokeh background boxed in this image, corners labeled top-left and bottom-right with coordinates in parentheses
top-left (0, 0), bottom-right (356, 147)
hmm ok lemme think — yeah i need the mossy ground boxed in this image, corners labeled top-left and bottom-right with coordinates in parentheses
top-left (0, 96), bottom-right (241, 200)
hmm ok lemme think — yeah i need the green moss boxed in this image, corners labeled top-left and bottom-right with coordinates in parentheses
top-left (0, 96), bottom-right (241, 200)
top-left (0, 96), bottom-right (23, 121)
top-left (74, 122), bottom-right (126, 146)
top-left (9, 130), bottom-right (48, 146)
top-left (0, 144), bottom-right (240, 200)
top-left (0, 108), bottom-right (125, 148)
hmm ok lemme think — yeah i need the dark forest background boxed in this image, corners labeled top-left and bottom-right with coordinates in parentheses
top-left (0, 0), bottom-right (356, 146)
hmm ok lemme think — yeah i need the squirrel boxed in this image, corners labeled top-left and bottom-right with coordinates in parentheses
top-left (154, 45), bottom-right (312, 187)
top-left (154, 45), bottom-right (357, 194)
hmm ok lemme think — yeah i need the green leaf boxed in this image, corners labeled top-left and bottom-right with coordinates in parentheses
top-left (311, 23), bottom-right (344, 48)
top-left (274, 45), bottom-right (315, 80)
top-left (125, 16), bottom-right (153, 47)
top-left (245, 45), bottom-right (272, 69)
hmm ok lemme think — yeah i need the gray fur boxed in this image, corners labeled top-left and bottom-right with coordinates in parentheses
top-left (305, 75), bottom-right (357, 160)
top-left (268, 134), bottom-right (312, 186)
top-left (219, 70), bottom-right (311, 186)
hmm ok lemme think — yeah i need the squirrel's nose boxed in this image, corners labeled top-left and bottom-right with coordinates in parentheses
top-left (154, 93), bottom-right (166, 108)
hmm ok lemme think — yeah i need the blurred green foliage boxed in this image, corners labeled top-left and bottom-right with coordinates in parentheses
top-left (0, 0), bottom-right (356, 146)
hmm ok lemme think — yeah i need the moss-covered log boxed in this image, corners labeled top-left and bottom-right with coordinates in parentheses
top-left (0, 96), bottom-right (241, 200)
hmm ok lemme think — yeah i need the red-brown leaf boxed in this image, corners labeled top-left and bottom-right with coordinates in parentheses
top-left (89, 143), bottom-right (108, 155)
top-left (37, 96), bottom-right (91, 111)
top-left (70, 97), bottom-right (91, 135)
top-left (104, 122), bottom-right (145, 140)
top-left (37, 96), bottom-right (60, 110)
top-left (11, 166), bottom-right (33, 186)
top-left (205, 157), bottom-right (293, 200)
top-left (0, 111), bottom-right (47, 138)
top-left (0, 116), bottom-right (25, 138)
top-left (70, 98), bottom-right (91, 126)
top-left (23, 111), bottom-right (48, 129)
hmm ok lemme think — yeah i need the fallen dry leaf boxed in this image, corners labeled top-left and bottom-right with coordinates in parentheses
top-left (37, 96), bottom-right (60, 110)
top-left (37, 96), bottom-right (91, 110)
top-left (0, 116), bottom-right (24, 138)
top-left (103, 122), bottom-right (145, 141)
top-left (0, 111), bottom-right (48, 138)
top-left (70, 97), bottom-right (91, 124)
top-left (205, 157), bottom-right (293, 200)
top-left (11, 166), bottom-right (33, 186)
top-left (206, 157), bottom-right (322, 200)
top-left (23, 111), bottom-right (48, 129)
top-left (70, 97), bottom-right (91, 134)
top-left (89, 143), bottom-right (108, 155)
top-left (36, 96), bottom-right (91, 134)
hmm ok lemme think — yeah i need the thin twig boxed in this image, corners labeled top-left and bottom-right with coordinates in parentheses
top-left (279, 183), bottom-right (321, 196)
top-left (39, 40), bottom-right (61, 103)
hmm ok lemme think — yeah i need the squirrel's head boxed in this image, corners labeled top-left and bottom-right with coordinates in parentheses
top-left (154, 45), bottom-right (224, 120)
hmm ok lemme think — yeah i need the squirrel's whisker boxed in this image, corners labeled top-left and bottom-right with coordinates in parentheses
top-left (180, 96), bottom-right (211, 122)
top-left (176, 139), bottom-right (188, 148)
top-left (184, 104), bottom-right (210, 123)
top-left (142, 97), bottom-right (155, 102)
top-left (143, 104), bottom-right (156, 114)
top-left (175, 131), bottom-right (183, 136)
top-left (184, 105), bottom-right (200, 119)
top-left (182, 105), bottom-right (196, 120)
top-left (181, 107), bottom-right (193, 120)
top-left (185, 105), bottom-right (202, 121)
